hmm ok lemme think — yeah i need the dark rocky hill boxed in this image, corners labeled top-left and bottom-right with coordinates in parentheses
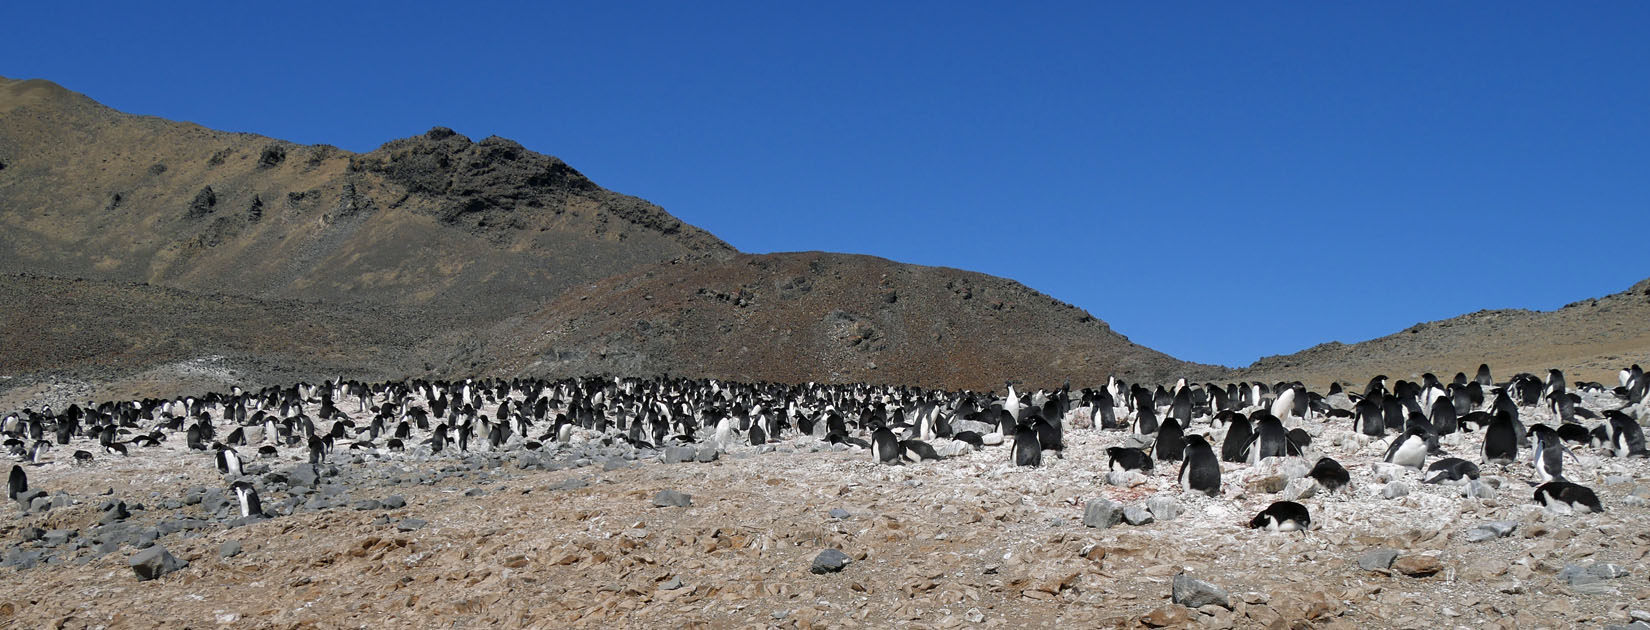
top-left (0, 76), bottom-right (1211, 401)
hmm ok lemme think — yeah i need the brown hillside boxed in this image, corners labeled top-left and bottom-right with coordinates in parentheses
top-left (420, 252), bottom-right (1221, 391)
top-left (1236, 276), bottom-right (1650, 387)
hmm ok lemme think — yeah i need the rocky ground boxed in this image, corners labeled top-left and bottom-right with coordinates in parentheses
top-left (4, 385), bottom-right (1650, 630)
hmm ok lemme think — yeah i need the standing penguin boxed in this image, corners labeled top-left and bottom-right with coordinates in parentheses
top-left (1483, 410), bottom-right (1520, 465)
top-left (231, 480), bottom-right (263, 519)
top-left (215, 446), bottom-right (243, 477)
top-left (1603, 410), bottom-right (1648, 457)
top-left (871, 426), bottom-right (902, 465)
top-left (1243, 412), bottom-right (1294, 464)
top-left (1180, 434), bottom-right (1221, 497)
top-left (1528, 424), bottom-right (1570, 483)
top-left (1220, 412), bottom-right (1252, 463)
top-left (1154, 417), bottom-right (1185, 462)
top-left (1012, 422), bottom-right (1042, 467)
top-left (7, 465), bottom-right (24, 501)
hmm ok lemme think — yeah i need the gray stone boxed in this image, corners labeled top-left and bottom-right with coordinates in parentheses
top-left (285, 465), bottom-right (319, 489)
top-left (811, 548), bottom-right (851, 574)
top-left (1381, 481), bottom-right (1410, 499)
top-left (14, 488), bottom-right (46, 507)
top-left (828, 508), bottom-right (851, 520)
top-left (1172, 572), bottom-right (1231, 610)
top-left (42, 528), bottom-right (77, 547)
top-left (1464, 479), bottom-right (1497, 499)
top-left (1122, 434), bottom-right (1153, 450)
top-left (694, 445), bottom-right (720, 463)
top-left (1602, 622), bottom-right (1650, 630)
top-left (1082, 498), bottom-right (1123, 529)
top-left (1589, 563), bottom-right (1630, 579)
top-left (219, 540), bottom-right (241, 558)
top-left (1122, 504), bottom-right (1155, 526)
top-left (1466, 520), bottom-right (1518, 542)
top-left (129, 545), bottom-right (187, 581)
top-left (653, 490), bottom-right (692, 508)
top-left (463, 488), bottom-right (486, 497)
top-left (1106, 470), bottom-right (1147, 487)
top-left (29, 496), bottom-right (51, 513)
top-left (1359, 549), bottom-right (1399, 572)
top-left (1630, 611), bottom-right (1650, 623)
top-left (396, 518), bottom-right (427, 532)
top-left (1282, 477), bottom-right (1319, 501)
top-left (1146, 496), bottom-right (1180, 522)
top-left (381, 495), bottom-right (406, 509)
top-left (19, 526), bottom-right (44, 542)
top-left (660, 576), bottom-right (684, 590)
top-left (352, 499), bottom-right (382, 510)
top-left (662, 445), bottom-right (696, 464)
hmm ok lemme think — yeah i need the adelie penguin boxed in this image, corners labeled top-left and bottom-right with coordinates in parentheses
top-left (1153, 417), bottom-right (1185, 462)
top-left (1307, 457), bottom-right (1349, 492)
top-left (1601, 410), bottom-right (1648, 457)
top-left (1179, 434), bottom-right (1221, 497)
top-left (215, 445), bottom-right (243, 478)
top-left (1528, 424), bottom-right (1573, 484)
top-left (1249, 501), bottom-right (1311, 532)
top-left (1220, 413), bottom-right (1252, 463)
top-left (1533, 481), bottom-right (1603, 514)
top-left (1482, 410), bottom-right (1520, 465)
top-left (1106, 447), bottom-right (1153, 473)
top-left (1012, 422), bottom-right (1042, 467)
top-left (1423, 457), bottom-right (1480, 484)
top-left (1382, 427), bottom-right (1430, 471)
top-left (230, 480), bottom-right (265, 519)
top-left (7, 465), bottom-right (24, 502)
top-left (870, 426), bottom-right (902, 465)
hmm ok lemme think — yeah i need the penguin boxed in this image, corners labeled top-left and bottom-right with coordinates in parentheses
top-left (258, 445), bottom-right (279, 459)
top-left (1382, 427), bottom-right (1430, 470)
top-left (1242, 412), bottom-right (1295, 464)
top-left (1307, 457), bottom-right (1349, 491)
top-left (1483, 410), bottom-right (1519, 465)
top-left (1353, 397), bottom-right (1386, 438)
top-left (72, 450), bottom-right (94, 465)
top-left (1423, 457), bottom-right (1481, 484)
top-left (7, 465), bottom-right (25, 501)
top-left (1106, 446), bottom-right (1154, 473)
top-left (1249, 501), bottom-right (1311, 532)
top-left (1154, 417), bottom-right (1185, 462)
top-left (1012, 422), bottom-right (1042, 467)
top-left (1533, 481), bottom-right (1603, 513)
top-left (216, 446), bottom-right (243, 477)
top-left (1554, 422), bottom-right (1592, 445)
top-left (870, 426), bottom-right (902, 465)
top-left (952, 431), bottom-right (984, 450)
top-left (1220, 413), bottom-right (1252, 463)
top-left (1269, 387), bottom-right (1297, 425)
top-left (1528, 424), bottom-right (1570, 483)
top-left (29, 440), bottom-right (49, 464)
top-left (900, 439), bottom-right (944, 462)
top-left (1475, 363), bottom-right (1494, 387)
top-left (749, 422), bottom-right (767, 447)
top-left (307, 435), bottom-right (326, 465)
top-left (1179, 434), bottom-right (1221, 497)
top-left (104, 442), bottom-right (129, 456)
top-left (1603, 410), bottom-right (1648, 457)
top-left (231, 480), bottom-right (264, 519)
top-left (1032, 416), bottom-right (1064, 459)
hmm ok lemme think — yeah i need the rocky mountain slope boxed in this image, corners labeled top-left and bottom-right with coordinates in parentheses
top-left (0, 76), bottom-right (1209, 398)
top-left (1237, 276), bottom-right (1650, 387)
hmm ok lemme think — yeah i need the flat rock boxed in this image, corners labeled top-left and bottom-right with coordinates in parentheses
top-left (1106, 470), bottom-right (1147, 487)
top-left (396, 518), bottom-right (427, 532)
top-left (1381, 482), bottom-right (1410, 499)
top-left (828, 508), bottom-right (851, 520)
top-left (1141, 605), bottom-right (1192, 627)
top-left (129, 546), bottom-right (187, 581)
top-left (1083, 498), bottom-right (1123, 529)
top-left (219, 540), bottom-right (241, 558)
top-left (1282, 477), bottom-right (1319, 501)
top-left (1392, 555), bottom-right (1444, 577)
top-left (1248, 475), bottom-right (1287, 494)
top-left (1122, 504), bottom-right (1155, 526)
top-left (1172, 573), bottom-right (1231, 609)
top-left (1145, 496), bottom-right (1180, 522)
top-left (1466, 520), bottom-right (1518, 542)
top-left (661, 446), bottom-right (696, 464)
top-left (653, 490), bottom-right (692, 508)
top-left (1359, 549), bottom-right (1398, 572)
top-left (694, 445), bottom-right (719, 463)
top-left (811, 548), bottom-right (851, 574)
top-left (1464, 479), bottom-right (1497, 499)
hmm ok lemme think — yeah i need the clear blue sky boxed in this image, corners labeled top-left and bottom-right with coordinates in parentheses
top-left (6, 2), bottom-right (1648, 368)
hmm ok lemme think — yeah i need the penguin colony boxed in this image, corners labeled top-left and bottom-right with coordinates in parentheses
top-left (5, 364), bottom-right (1648, 538)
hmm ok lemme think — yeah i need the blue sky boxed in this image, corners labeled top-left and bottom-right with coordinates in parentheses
top-left (5, 2), bottom-right (1647, 367)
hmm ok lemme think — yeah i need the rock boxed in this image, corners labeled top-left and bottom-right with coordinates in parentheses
top-left (14, 488), bottom-right (45, 507)
top-left (353, 499), bottom-right (383, 510)
top-left (662, 445), bottom-right (696, 463)
top-left (129, 546), bottom-right (187, 581)
top-left (19, 527), bottom-right (44, 542)
top-left (1392, 555), bottom-right (1444, 577)
top-left (1465, 520), bottom-right (1518, 542)
top-left (1141, 605), bottom-right (1192, 627)
top-left (42, 529), bottom-right (77, 547)
top-left (381, 495), bottom-right (406, 509)
top-left (1122, 434), bottom-right (1153, 450)
top-left (1464, 479), bottom-right (1497, 499)
top-left (1122, 504), bottom-right (1155, 526)
top-left (1083, 498), bottom-right (1123, 529)
top-left (396, 518), bottom-right (427, 532)
top-left (1589, 563), bottom-right (1630, 579)
top-left (811, 548), bottom-right (851, 574)
top-left (828, 508), bottom-right (851, 520)
top-left (660, 576), bottom-right (684, 591)
top-left (1106, 471), bottom-right (1147, 487)
top-left (285, 465), bottom-right (319, 489)
top-left (1172, 573), bottom-right (1231, 609)
top-left (1604, 623), bottom-right (1650, 630)
top-left (1358, 549), bottom-right (1399, 572)
top-left (1282, 477), bottom-right (1319, 501)
top-left (1146, 496), bottom-right (1180, 522)
top-left (653, 490), bottom-right (692, 508)
top-left (694, 445), bottom-right (720, 463)
top-left (1248, 475), bottom-right (1288, 494)
top-left (1381, 482), bottom-right (1410, 499)
top-left (219, 540), bottom-right (241, 558)
top-left (1631, 611), bottom-right (1650, 623)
